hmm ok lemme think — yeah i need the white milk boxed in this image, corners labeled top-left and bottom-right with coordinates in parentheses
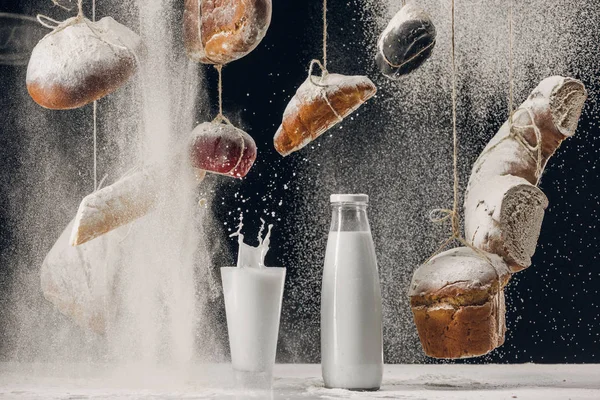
top-left (221, 218), bottom-right (285, 385)
top-left (321, 230), bottom-right (383, 390)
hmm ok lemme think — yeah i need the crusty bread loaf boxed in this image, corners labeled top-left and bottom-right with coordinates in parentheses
top-left (184, 0), bottom-right (271, 65)
top-left (189, 122), bottom-right (257, 178)
top-left (409, 247), bottom-right (511, 359)
top-left (376, 3), bottom-right (436, 79)
top-left (27, 16), bottom-right (142, 110)
top-left (464, 76), bottom-right (587, 271)
top-left (274, 73), bottom-right (377, 156)
top-left (70, 167), bottom-right (161, 246)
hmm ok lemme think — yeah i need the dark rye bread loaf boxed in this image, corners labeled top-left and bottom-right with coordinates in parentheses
top-left (375, 3), bottom-right (436, 79)
top-left (409, 247), bottom-right (511, 359)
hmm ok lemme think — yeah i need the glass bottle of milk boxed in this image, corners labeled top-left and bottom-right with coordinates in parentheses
top-left (321, 194), bottom-right (383, 390)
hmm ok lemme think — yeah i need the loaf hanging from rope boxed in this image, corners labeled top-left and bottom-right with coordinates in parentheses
top-left (376, 3), bottom-right (436, 79)
top-left (183, 0), bottom-right (272, 65)
top-left (464, 76), bottom-right (587, 272)
top-left (27, 15), bottom-right (143, 109)
top-left (274, 63), bottom-right (377, 156)
top-left (409, 247), bottom-right (511, 359)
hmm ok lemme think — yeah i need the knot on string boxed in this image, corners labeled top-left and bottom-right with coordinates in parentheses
top-left (307, 59), bottom-right (329, 87)
top-left (37, 0), bottom-right (84, 34)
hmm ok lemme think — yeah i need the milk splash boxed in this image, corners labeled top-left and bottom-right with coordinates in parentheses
top-left (229, 215), bottom-right (273, 269)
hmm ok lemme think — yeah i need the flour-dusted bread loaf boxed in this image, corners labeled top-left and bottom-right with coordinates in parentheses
top-left (409, 247), bottom-right (511, 359)
top-left (189, 122), bottom-right (257, 178)
top-left (376, 3), bottom-right (436, 79)
top-left (70, 168), bottom-right (161, 246)
top-left (41, 218), bottom-right (119, 333)
top-left (464, 76), bottom-right (587, 272)
top-left (27, 16), bottom-right (143, 110)
top-left (274, 73), bottom-right (377, 156)
top-left (184, 0), bottom-right (271, 64)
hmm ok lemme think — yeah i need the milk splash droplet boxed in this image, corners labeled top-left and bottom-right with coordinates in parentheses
top-left (229, 215), bottom-right (274, 269)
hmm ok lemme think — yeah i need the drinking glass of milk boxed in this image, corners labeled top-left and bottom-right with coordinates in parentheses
top-left (321, 194), bottom-right (383, 390)
top-left (221, 218), bottom-right (286, 389)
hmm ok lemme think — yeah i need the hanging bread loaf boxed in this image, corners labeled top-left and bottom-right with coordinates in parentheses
top-left (27, 16), bottom-right (143, 110)
top-left (70, 167), bottom-right (162, 246)
top-left (409, 247), bottom-right (511, 359)
top-left (274, 72), bottom-right (377, 156)
top-left (190, 122), bottom-right (257, 178)
top-left (464, 76), bottom-right (587, 272)
top-left (71, 123), bottom-right (257, 246)
top-left (184, 0), bottom-right (272, 64)
top-left (375, 3), bottom-right (436, 79)
top-left (42, 218), bottom-right (120, 334)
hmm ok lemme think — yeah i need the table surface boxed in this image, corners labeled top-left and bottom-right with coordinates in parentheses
top-left (0, 363), bottom-right (599, 400)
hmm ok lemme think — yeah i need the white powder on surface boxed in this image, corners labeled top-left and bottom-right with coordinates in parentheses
top-left (26, 16), bottom-right (142, 88)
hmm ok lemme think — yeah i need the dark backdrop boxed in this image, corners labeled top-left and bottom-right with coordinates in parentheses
top-left (0, 0), bottom-right (599, 364)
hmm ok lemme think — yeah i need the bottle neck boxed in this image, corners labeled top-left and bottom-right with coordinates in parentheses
top-left (330, 203), bottom-right (370, 232)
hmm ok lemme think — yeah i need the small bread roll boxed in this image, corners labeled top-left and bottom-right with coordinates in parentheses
top-left (184, 0), bottom-right (272, 64)
top-left (27, 16), bottom-right (142, 110)
top-left (409, 247), bottom-right (511, 359)
top-left (189, 122), bottom-right (257, 178)
top-left (375, 4), bottom-right (436, 79)
top-left (274, 73), bottom-right (377, 156)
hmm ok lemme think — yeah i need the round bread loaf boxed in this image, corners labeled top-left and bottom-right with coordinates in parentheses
top-left (183, 0), bottom-right (272, 65)
top-left (27, 16), bottom-right (142, 110)
top-left (409, 247), bottom-right (511, 359)
top-left (375, 4), bottom-right (436, 79)
top-left (189, 122), bottom-right (257, 178)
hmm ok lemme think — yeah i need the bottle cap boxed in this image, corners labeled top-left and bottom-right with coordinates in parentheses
top-left (330, 194), bottom-right (369, 203)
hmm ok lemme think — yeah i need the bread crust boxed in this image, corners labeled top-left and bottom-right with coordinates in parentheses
top-left (409, 247), bottom-right (510, 359)
top-left (26, 17), bottom-right (141, 110)
top-left (411, 291), bottom-right (506, 359)
top-left (184, 0), bottom-right (272, 64)
top-left (274, 73), bottom-right (377, 156)
top-left (27, 60), bottom-right (135, 110)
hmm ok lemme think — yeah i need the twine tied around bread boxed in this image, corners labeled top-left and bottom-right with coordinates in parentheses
top-left (381, 39), bottom-right (437, 70)
top-left (37, 0), bottom-right (84, 33)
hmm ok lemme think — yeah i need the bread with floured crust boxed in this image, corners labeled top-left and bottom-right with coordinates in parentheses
top-left (274, 73), bottom-right (377, 156)
top-left (27, 16), bottom-right (142, 110)
top-left (184, 0), bottom-right (271, 64)
top-left (409, 247), bottom-right (511, 359)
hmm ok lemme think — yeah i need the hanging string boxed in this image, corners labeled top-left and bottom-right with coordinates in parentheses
top-left (508, 0), bottom-right (514, 127)
top-left (471, 0), bottom-right (543, 184)
top-left (212, 65), bottom-right (233, 125)
top-left (322, 0), bottom-right (328, 70)
top-left (93, 0), bottom-right (98, 191)
top-left (426, 0), bottom-right (491, 265)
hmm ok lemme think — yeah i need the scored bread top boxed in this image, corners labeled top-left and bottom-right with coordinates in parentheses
top-left (409, 247), bottom-right (511, 305)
